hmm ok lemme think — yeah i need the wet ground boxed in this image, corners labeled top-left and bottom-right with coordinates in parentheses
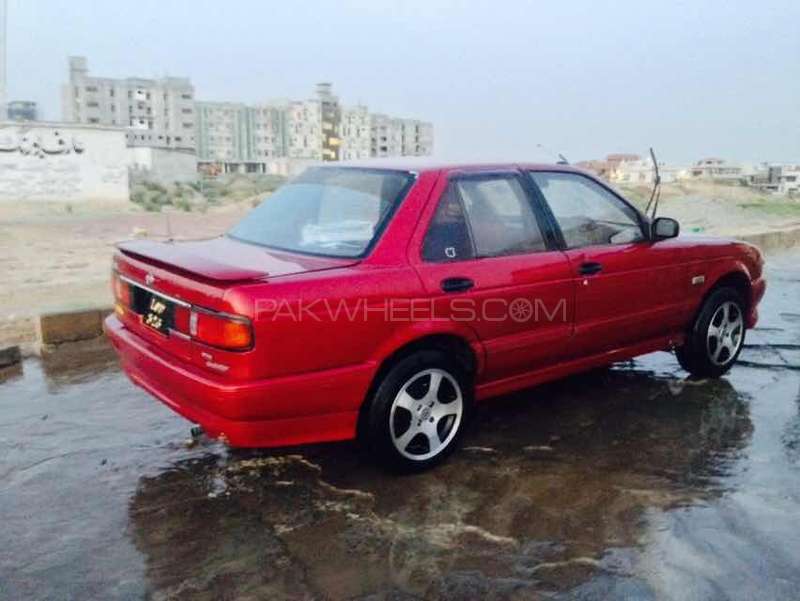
top-left (2, 252), bottom-right (799, 601)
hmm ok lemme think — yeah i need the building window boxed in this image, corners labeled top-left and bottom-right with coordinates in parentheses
top-left (88, 118), bottom-right (100, 124)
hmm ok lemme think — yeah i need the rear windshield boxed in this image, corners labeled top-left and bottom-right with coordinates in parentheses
top-left (228, 167), bottom-right (415, 258)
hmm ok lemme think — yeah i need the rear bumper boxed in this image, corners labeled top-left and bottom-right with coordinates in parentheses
top-left (104, 315), bottom-right (373, 448)
top-left (747, 276), bottom-right (767, 328)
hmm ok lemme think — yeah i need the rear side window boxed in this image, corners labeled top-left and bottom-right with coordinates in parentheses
top-left (422, 175), bottom-right (547, 262)
top-left (422, 184), bottom-right (474, 262)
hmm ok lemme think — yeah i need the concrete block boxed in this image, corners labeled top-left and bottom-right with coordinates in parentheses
top-left (0, 345), bottom-right (21, 367)
top-left (36, 307), bottom-right (112, 345)
top-left (741, 226), bottom-right (800, 254)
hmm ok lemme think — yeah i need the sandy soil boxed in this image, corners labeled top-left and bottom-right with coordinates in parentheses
top-left (0, 200), bottom-right (250, 346)
top-left (1, 182), bottom-right (799, 346)
top-left (619, 181), bottom-right (800, 236)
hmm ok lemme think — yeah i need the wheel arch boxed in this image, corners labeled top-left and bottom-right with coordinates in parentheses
top-left (707, 268), bottom-right (753, 313)
top-left (356, 331), bottom-right (481, 440)
top-left (684, 266), bottom-right (752, 338)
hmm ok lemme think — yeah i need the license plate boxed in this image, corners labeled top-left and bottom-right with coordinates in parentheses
top-left (142, 293), bottom-right (174, 334)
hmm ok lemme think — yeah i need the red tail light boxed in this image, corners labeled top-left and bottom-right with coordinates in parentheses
top-left (190, 310), bottom-right (253, 351)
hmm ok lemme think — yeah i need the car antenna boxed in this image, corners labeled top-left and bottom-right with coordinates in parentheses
top-left (643, 147), bottom-right (662, 220)
top-left (536, 143), bottom-right (569, 165)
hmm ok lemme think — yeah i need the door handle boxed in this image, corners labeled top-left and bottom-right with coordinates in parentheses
top-left (441, 277), bottom-right (475, 293)
top-left (579, 262), bottom-right (603, 276)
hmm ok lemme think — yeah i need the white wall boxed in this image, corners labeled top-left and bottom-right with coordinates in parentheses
top-left (128, 146), bottom-right (197, 185)
top-left (0, 121), bottom-right (129, 202)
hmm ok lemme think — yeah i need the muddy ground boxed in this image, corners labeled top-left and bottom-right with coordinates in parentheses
top-left (1, 252), bottom-right (799, 600)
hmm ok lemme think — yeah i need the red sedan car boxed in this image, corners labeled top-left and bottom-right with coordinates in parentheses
top-left (106, 162), bottom-right (766, 470)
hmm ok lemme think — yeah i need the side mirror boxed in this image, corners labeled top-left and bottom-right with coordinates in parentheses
top-left (652, 217), bottom-right (679, 240)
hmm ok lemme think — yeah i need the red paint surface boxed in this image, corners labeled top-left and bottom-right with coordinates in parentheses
top-left (106, 163), bottom-right (766, 448)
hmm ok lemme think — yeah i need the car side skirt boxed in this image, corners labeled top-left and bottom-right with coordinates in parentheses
top-left (475, 332), bottom-right (686, 401)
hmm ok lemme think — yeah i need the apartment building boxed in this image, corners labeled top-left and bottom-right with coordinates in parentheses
top-left (400, 118), bottom-right (434, 156)
top-left (370, 114), bottom-right (433, 158)
top-left (195, 101), bottom-right (288, 173)
top-left (285, 98), bottom-right (323, 161)
top-left (340, 105), bottom-right (371, 160)
top-left (196, 83), bottom-right (433, 173)
top-left (370, 114), bottom-right (403, 157)
top-left (62, 56), bottom-right (195, 151)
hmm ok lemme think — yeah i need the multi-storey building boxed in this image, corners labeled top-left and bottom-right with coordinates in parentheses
top-left (370, 114), bottom-right (403, 158)
top-left (61, 56), bottom-right (196, 151)
top-left (195, 101), bottom-right (288, 172)
top-left (195, 83), bottom-right (433, 173)
top-left (317, 83), bottom-right (341, 161)
top-left (370, 115), bottom-right (434, 158)
top-left (340, 105), bottom-right (371, 161)
top-left (400, 119), bottom-right (434, 156)
top-left (253, 104), bottom-right (287, 161)
top-left (286, 98), bottom-right (323, 161)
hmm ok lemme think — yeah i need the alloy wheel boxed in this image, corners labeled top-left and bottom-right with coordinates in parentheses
top-left (389, 368), bottom-right (463, 461)
top-left (706, 301), bottom-right (744, 366)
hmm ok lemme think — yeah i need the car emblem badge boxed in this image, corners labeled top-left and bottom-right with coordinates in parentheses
top-left (145, 273), bottom-right (156, 286)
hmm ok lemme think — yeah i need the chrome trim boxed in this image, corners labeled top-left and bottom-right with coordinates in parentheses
top-left (118, 274), bottom-right (191, 307)
top-left (190, 304), bottom-right (252, 324)
top-left (118, 272), bottom-right (252, 325)
top-left (116, 271), bottom-right (254, 351)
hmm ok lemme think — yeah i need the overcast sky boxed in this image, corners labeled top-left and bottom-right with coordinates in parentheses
top-left (7, 0), bottom-right (799, 163)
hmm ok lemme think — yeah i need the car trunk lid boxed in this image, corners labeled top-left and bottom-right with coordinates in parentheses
top-left (117, 236), bottom-right (357, 283)
top-left (113, 237), bottom-right (357, 375)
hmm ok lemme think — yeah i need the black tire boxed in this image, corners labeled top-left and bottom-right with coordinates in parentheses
top-left (676, 287), bottom-right (747, 378)
top-left (364, 349), bottom-right (473, 472)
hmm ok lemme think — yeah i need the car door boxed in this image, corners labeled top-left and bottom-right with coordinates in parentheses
top-left (411, 170), bottom-right (575, 382)
top-left (527, 170), bottom-right (688, 358)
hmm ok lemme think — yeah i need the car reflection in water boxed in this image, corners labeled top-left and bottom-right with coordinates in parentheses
top-left (128, 365), bottom-right (752, 600)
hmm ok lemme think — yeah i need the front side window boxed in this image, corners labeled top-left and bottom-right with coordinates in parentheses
top-left (228, 167), bottom-right (413, 258)
top-left (529, 172), bottom-right (644, 248)
top-left (422, 175), bottom-right (547, 262)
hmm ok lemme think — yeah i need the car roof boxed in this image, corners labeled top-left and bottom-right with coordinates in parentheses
top-left (325, 157), bottom-right (588, 176)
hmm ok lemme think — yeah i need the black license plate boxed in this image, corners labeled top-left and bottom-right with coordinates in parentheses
top-left (142, 293), bottom-right (174, 334)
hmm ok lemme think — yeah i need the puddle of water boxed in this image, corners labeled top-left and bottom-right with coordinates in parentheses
top-left (1, 251), bottom-right (799, 600)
